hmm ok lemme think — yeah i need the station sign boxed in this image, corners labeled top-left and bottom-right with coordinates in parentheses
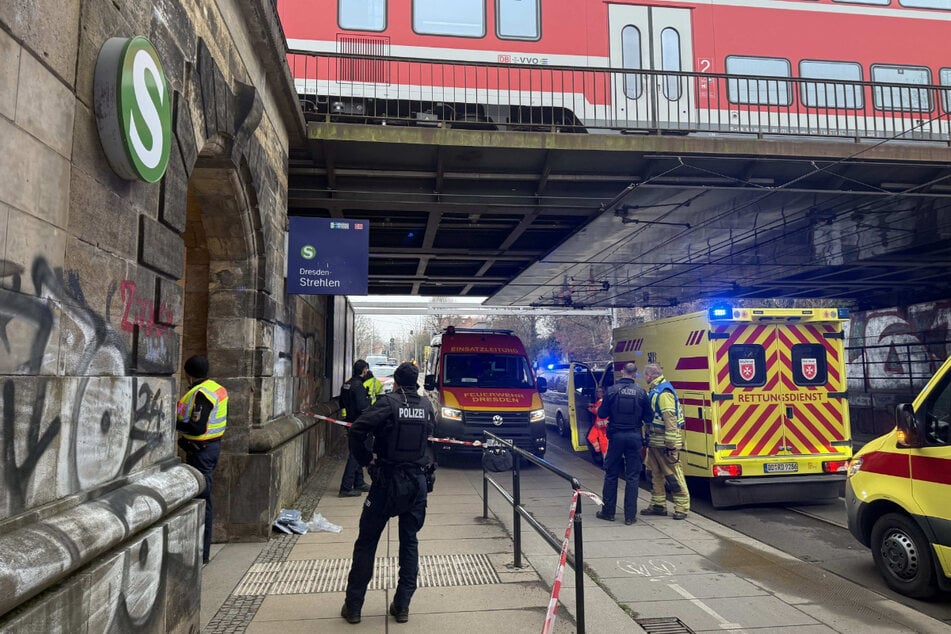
top-left (94, 36), bottom-right (172, 183)
top-left (287, 217), bottom-right (369, 295)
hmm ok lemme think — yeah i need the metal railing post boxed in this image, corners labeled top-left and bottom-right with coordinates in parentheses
top-left (512, 451), bottom-right (522, 568)
top-left (573, 483), bottom-right (585, 634)
top-left (483, 456), bottom-right (489, 519)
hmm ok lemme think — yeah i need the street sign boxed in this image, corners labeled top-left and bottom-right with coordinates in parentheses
top-left (287, 217), bottom-right (369, 295)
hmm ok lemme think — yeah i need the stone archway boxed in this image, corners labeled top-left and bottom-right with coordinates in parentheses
top-left (180, 154), bottom-right (264, 543)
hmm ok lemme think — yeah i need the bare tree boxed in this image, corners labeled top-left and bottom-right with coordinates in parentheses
top-left (354, 313), bottom-right (379, 358)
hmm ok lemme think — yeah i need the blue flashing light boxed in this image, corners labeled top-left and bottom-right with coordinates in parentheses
top-left (546, 363), bottom-right (555, 370)
top-left (709, 303), bottom-right (732, 320)
top-left (837, 308), bottom-right (850, 319)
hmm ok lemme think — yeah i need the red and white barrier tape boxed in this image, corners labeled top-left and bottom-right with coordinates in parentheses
top-left (541, 488), bottom-right (603, 634)
top-left (302, 412), bottom-right (484, 446)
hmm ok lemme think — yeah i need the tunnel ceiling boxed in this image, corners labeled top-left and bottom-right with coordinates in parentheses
top-left (288, 125), bottom-right (951, 311)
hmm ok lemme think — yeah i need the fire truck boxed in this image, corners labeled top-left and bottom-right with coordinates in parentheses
top-left (423, 327), bottom-right (547, 457)
top-left (612, 305), bottom-right (852, 507)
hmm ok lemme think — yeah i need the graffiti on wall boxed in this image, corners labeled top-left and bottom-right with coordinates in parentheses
top-left (0, 256), bottom-right (174, 520)
top-left (846, 300), bottom-right (951, 392)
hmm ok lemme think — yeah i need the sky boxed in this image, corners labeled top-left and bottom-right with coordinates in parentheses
top-left (348, 295), bottom-right (489, 340)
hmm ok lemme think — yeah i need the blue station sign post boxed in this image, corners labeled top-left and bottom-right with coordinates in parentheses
top-left (287, 217), bottom-right (369, 295)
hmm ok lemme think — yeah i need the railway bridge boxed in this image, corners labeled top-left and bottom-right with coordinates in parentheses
top-left (288, 53), bottom-right (951, 312)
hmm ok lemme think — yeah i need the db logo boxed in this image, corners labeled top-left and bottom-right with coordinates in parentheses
top-left (498, 54), bottom-right (511, 63)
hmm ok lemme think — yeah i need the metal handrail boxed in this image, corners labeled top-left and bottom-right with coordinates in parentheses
top-left (287, 49), bottom-right (951, 144)
top-left (481, 431), bottom-right (587, 634)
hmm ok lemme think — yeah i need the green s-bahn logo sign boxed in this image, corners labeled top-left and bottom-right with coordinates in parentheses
top-left (94, 37), bottom-right (172, 183)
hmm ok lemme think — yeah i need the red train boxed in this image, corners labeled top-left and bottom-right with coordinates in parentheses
top-left (277, 0), bottom-right (950, 138)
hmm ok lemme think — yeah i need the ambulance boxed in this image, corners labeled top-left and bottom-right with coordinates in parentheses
top-left (845, 356), bottom-right (951, 598)
top-left (612, 305), bottom-right (852, 507)
top-left (423, 327), bottom-right (547, 457)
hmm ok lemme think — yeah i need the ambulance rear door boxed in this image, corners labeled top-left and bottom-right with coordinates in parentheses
top-left (774, 322), bottom-right (851, 462)
top-left (710, 322), bottom-right (785, 465)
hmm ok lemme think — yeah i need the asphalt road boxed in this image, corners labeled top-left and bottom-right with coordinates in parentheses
top-left (545, 428), bottom-right (951, 626)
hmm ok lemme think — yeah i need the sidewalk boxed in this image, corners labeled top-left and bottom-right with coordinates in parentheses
top-left (201, 445), bottom-right (948, 633)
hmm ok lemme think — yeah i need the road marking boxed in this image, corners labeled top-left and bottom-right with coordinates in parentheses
top-left (668, 583), bottom-right (746, 631)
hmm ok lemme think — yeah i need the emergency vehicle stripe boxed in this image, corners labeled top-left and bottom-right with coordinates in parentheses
top-left (614, 341), bottom-right (625, 353)
top-left (684, 416), bottom-right (709, 434)
top-left (749, 417), bottom-right (783, 456)
top-left (675, 356), bottom-right (709, 371)
top-left (804, 401), bottom-right (844, 440)
top-left (860, 450), bottom-right (911, 479)
top-left (911, 455), bottom-right (951, 486)
top-left (718, 370), bottom-right (779, 431)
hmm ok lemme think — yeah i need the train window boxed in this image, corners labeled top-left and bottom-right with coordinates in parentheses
top-left (728, 344), bottom-right (767, 387)
top-left (725, 56), bottom-right (792, 106)
top-left (339, 0), bottom-right (386, 31)
top-left (497, 0), bottom-right (540, 41)
top-left (940, 69), bottom-right (951, 112)
top-left (661, 28), bottom-right (682, 100)
top-left (800, 60), bottom-right (863, 108)
top-left (621, 25), bottom-right (642, 99)
top-left (871, 65), bottom-right (933, 112)
top-left (413, 0), bottom-right (485, 37)
top-left (791, 344), bottom-right (828, 386)
top-left (833, 0), bottom-right (888, 5)
top-left (899, 0), bottom-right (951, 8)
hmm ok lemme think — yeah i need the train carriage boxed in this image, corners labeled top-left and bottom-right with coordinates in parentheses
top-left (277, 0), bottom-right (951, 139)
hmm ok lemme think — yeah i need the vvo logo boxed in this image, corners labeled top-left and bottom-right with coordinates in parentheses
top-left (94, 37), bottom-right (172, 183)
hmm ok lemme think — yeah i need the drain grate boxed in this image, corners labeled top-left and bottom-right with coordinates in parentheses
top-left (635, 617), bottom-right (696, 634)
top-left (233, 553), bottom-right (502, 596)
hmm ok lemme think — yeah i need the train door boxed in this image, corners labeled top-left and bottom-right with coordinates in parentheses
top-left (607, 4), bottom-right (695, 129)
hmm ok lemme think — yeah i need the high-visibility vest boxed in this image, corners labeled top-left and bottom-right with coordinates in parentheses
top-left (178, 379), bottom-right (228, 441)
top-left (648, 378), bottom-right (684, 448)
top-left (365, 375), bottom-right (384, 404)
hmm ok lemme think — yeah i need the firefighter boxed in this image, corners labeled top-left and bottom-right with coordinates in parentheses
top-left (338, 360), bottom-right (372, 497)
top-left (341, 362), bottom-right (436, 625)
top-left (595, 363), bottom-right (652, 525)
top-left (641, 362), bottom-right (690, 520)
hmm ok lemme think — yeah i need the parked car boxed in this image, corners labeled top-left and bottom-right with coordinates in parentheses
top-left (369, 363), bottom-right (397, 394)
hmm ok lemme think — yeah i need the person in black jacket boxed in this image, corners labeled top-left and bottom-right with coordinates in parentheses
top-left (595, 362), bottom-right (652, 525)
top-left (341, 363), bottom-right (436, 625)
top-left (338, 360), bottom-right (371, 496)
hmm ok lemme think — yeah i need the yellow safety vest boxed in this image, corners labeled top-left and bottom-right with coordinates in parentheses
top-left (178, 379), bottom-right (228, 441)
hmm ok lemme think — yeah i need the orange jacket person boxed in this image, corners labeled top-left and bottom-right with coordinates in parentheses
top-left (587, 387), bottom-right (609, 463)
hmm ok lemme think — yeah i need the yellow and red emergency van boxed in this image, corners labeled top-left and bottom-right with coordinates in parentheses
top-left (612, 305), bottom-right (852, 507)
top-left (423, 327), bottom-right (547, 457)
top-left (846, 355), bottom-right (951, 598)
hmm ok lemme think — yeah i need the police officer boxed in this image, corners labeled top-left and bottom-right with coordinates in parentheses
top-left (641, 363), bottom-right (690, 519)
top-left (338, 360), bottom-right (372, 497)
top-left (176, 355), bottom-right (228, 564)
top-left (341, 362), bottom-right (436, 625)
top-left (596, 362), bottom-right (651, 525)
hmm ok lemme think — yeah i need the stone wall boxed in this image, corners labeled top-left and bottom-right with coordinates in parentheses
top-left (0, 0), bottom-right (334, 628)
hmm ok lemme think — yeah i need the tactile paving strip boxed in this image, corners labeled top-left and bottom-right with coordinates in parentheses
top-left (233, 553), bottom-right (502, 595)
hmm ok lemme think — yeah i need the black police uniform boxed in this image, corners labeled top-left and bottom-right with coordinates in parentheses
top-left (343, 379), bottom-right (435, 619)
top-left (339, 373), bottom-right (370, 493)
top-left (597, 376), bottom-right (652, 522)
